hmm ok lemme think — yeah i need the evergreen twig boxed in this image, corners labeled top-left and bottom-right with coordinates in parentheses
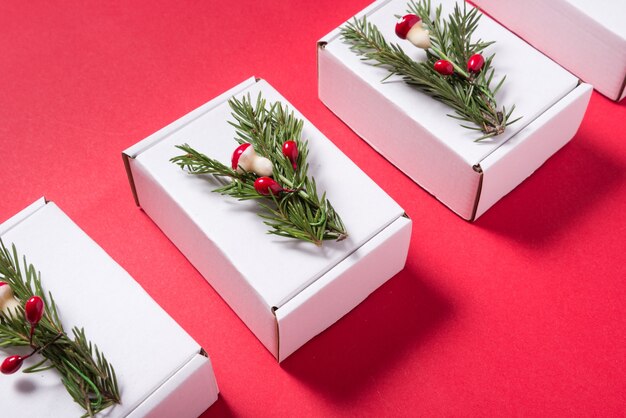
top-left (340, 0), bottom-right (521, 141)
top-left (0, 241), bottom-right (120, 417)
top-left (171, 93), bottom-right (348, 246)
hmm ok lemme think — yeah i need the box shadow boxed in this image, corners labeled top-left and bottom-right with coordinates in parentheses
top-left (475, 137), bottom-right (625, 247)
top-left (280, 261), bottom-right (452, 402)
top-left (198, 395), bottom-right (235, 418)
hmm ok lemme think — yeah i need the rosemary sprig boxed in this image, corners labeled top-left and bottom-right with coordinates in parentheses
top-left (0, 241), bottom-right (120, 417)
top-left (340, 0), bottom-right (521, 141)
top-left (171, 93), bottom-right (348, 246)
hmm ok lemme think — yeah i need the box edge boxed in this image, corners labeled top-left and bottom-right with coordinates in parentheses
top-left (275, 215), bottom-right (412, 362)
top-left (475, 82), bottom-right (593, 218)
top-left (126, 352), bottom-right (219, 418)
top-left (0, 197), bottom-right (48, 236)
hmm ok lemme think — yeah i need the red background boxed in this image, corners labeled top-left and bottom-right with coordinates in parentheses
top-left (1, 1), bottom-right (624, 416)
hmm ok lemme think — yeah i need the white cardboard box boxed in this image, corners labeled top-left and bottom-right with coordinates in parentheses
top-left (0, 198), bottom-right (218, 417)
top-left (473, 0), bottom-right (626, 101)
top-left (123, 77), bottom-right (412, 362)
top-left (318, 0), bottom-right (593, 221)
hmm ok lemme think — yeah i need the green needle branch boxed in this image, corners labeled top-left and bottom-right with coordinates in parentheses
top-left (340, 0), bottom-right (521, 141)
top-left (0, 241), bottom-right (120, 418)
top-left (171, 93), bottom-right (348, 246)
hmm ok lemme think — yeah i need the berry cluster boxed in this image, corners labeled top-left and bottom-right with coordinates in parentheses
top-left (396, 13), bottom-right (485, 77)
top-left (231, 140), bottom-right (299, 196)
top-left (433, 54), bottom-right (485, 76)
top-left (0, 282), bottom-right (46, 375)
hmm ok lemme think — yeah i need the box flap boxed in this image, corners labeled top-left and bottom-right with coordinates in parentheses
top-left (318, 0), bottom-right (389, 45)
top-left (123, 77), bottom-right (258, 160)
top-left (0, 197), bottom-right (46, 235)
top-left (123, 77), bottom-right (259, 206)
top-left (275, 216), bottom-right (412, 362)
top-left (477, 83), bottom-right (593, 218)
top-left (128, 353), bottom-right (218, 417)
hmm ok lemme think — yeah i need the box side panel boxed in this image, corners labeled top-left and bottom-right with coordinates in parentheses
top-left (476, 84), bottom-right (593, 219)
top-left (474, 0), bottom-right (626, 101)
top-left (275, 216), bottom-right (412, 362)
top-left (129, 158), bottom-right (280, 359)
top-left (128, 354), bottom-right (219, 418)
top-left (318, 46), bottom-right (480, 220)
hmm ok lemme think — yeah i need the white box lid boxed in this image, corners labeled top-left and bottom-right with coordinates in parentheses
top-left (0, 200), bottom-right (202, 417)
top-left (132, 78), bottom-right (405, 309)
top-left (323, 0), bottom-right (580, 165)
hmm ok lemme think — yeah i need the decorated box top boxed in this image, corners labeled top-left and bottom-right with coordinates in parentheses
top-left (133, 78), bottom-right (406, 309)
top-left (323, 0), bottom-right (580, 165)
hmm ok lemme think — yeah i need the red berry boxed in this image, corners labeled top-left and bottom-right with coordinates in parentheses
top-left (395, 14), bottom-right (421, 39)
top-left (25, 296), bottom-right (44, 326)
top-left (434, 59), bottom-right (454, 75)
top-left (467, 54), bottom-right (485, 73)
top-left (0, 281), bottom-right (7, 287)
top-left (282, 140), bottom-right (299, 169)
top-left (1, 355), bottom-right (24, 375)
top-left (231, 143), bottom-right (251, 170)
top-left (254, 177), bottom-right (283, 196)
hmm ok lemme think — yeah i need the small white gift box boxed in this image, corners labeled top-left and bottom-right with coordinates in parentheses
top-left (123, 77), bottom-right (412, 362)
top-left (0, 198), bottom-right (218, 417)
top-left (318, 0), bottom-right (593, 220)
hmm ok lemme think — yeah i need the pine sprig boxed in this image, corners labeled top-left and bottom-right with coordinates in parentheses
top-left (340, 0), bottom-right (521, 140)
top-left (0, 241), bottom-right (120, 417)
top-left (171, 93), bottom-right (347, 246)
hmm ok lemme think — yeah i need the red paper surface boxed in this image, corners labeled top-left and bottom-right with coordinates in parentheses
top-left (1, 1), bottom-right (624, 416)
